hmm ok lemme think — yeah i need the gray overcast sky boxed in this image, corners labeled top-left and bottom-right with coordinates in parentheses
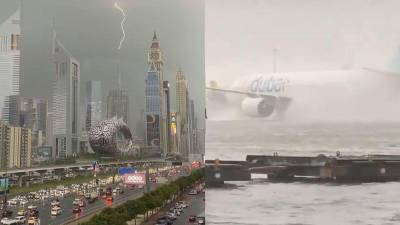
top-left (206, 0), bottom-right (400, 85)
top-left (0, 0), bottom-right (205, 137)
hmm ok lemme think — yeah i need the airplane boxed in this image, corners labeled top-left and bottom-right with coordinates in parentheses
top-left (206, 68), bottom-right (400, 118)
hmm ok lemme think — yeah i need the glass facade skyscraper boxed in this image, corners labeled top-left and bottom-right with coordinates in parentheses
top-left (0, 9), bottom-right (20, 124)
top-left (52, 30), bottom-right (80, 158)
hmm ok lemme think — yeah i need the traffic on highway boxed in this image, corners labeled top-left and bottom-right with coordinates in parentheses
top-left (0, 165), bottom-right (187, 225)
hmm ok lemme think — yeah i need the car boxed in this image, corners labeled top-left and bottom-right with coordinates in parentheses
top-left (177, 201), bottom-right (188, 208)
top-left (157, 217), bottom-right (173, 225)
top-left (106, 196), bottom-right (113, 202)
top-left (166, 213), bottom-right (177, 220)
top-left (27, 216), bottom-right (39, 225)
top-left (51, 200), bottom-right (60, 207)
top-left (197, 217), bottom-right (205, 225)
top-left (84, 193), bottom-right (91, 199)
top-left (156, 219), bottom-right (172, 225)
top-left (14, 216), bottom-right (26, 224)
top-left (88, 197), bottom-right (97, 204)
top-left (1, 218), bottom-right (20, 225)
top-left (7, 199), bottom-right (18, 206)
top-left (78, 200), bottom-right (85, 208)
top-left (188, 190), bottom-right (198, 195)
top-left (16, 208), bottom-right (26, 216)
top-left (51, 207), bottom-right (62, 216)
top-left (72, 206), bottom-right (81, 213)
top-left (189, 215), bottom-right (197, 222)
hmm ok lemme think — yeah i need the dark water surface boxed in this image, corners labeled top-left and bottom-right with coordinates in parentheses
top-left (206, 120), bottom-right (400, 225)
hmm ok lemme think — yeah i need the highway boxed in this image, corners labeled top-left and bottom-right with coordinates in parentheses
top-left (0, 158), bottom-right (165, 175)
top-left (5, 183), bottom-right (155, 225)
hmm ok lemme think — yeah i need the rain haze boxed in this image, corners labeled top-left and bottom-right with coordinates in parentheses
top-left (206, 0), bottom-right (400, 121)
top-left (206, 2), bottom-right (400, 225)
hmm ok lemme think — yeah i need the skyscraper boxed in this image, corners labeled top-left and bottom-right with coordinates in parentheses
top-left (52, 30), bottom-right (80, 158)
top-left (85, 81), bottom-right (102, 131)
top-left (106, 88), bottom-right (128, 123)
top-left (145, 63), bottom-right (162, 150)
top-left (146, 32), bottom-right (168, 155)
top-left (0, 9), bottom-right (21, 123)
top-left (176, 68), bottom-right (189, 159)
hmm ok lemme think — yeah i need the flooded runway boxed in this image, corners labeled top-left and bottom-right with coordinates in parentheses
top-left (206, 120), bottom-right (400, 225)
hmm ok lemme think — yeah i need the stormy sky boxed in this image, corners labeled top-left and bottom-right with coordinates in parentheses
top-left (206, 0), bottom-right (400, 121)
top-left (0, 0), bottom-right (205, 137)
top-left (206, 0), bottom-right (400, 84)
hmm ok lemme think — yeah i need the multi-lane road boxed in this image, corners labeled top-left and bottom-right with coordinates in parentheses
top-left (5, 183), bottom-right (156, 225)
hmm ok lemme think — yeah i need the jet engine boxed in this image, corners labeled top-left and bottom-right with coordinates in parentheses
top-left (240, 97), bottom-right (276, 117)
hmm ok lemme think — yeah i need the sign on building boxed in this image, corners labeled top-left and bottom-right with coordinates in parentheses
top-left (123, 173), bottom-right (146, 185)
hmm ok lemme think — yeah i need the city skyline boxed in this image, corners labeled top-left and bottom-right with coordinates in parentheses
top-left (0, 0), bottom-right (205, 138)
top-left (0, 0), bottom-right (205, 164)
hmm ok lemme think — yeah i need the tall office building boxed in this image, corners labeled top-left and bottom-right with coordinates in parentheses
top-left (85, 81), bottom-right (102, 131)
top-left (0, 9), bottom-right (21, 123)
top-left (51, 30), bottom-right (80, 158)
top-left (176, 68), bottom-right (189, 159)
top-left (0, 121), bottom-right (32, 169)
top-left (106, 88), bottom-right (128, 123)
top-left (145, 63), bottom-right (162, 149)
top-left (146, 32), bottom-right (168, 154)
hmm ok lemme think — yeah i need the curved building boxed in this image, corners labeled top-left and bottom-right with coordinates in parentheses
top-left (88, 117), bottom-right (133, 154)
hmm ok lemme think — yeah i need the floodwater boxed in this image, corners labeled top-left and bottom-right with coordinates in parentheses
top-left (206, 120), bottom-right (400, 225)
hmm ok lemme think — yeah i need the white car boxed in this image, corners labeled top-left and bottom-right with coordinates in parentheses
top-left (7, 199), bottom-right (18, 206)
top-left (1, 218), bottom-right (20, 225)
top-left (14, 216), bottom-right (26, 224)
top-left (166, 212), bottom-right (177, 220)
top-left (19, 199), bottom-right (28, 206)
top-left (51, 206), bottom-right (62, 216)
top-left (188, 190), bottom-right (198, 195)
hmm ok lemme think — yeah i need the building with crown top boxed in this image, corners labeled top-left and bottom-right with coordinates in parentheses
top-left (146, 32), bottom-right (169, 156)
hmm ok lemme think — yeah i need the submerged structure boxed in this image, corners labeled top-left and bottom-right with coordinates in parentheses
top-left (206, 154), bottom-right (400, 187)
top-left (88, 117), bottom-right (133, 154)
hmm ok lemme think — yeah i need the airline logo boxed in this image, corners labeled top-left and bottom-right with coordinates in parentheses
top-left (250, 77), bottom-right (290, 93)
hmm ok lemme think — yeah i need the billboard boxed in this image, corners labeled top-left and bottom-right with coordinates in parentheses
top-left (191, 161), bottom-right (201, 169)
top-left (118, 167), bottom-right (136, 176)
top-left (123, 173), bottom-right (146, 185)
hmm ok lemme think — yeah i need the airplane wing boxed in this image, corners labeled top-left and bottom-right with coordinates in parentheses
top-left (206, 86), bottom-right (291, 100)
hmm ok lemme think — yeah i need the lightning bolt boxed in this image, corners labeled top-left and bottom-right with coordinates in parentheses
top-left (114, 2), bottom-right (126, 50)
